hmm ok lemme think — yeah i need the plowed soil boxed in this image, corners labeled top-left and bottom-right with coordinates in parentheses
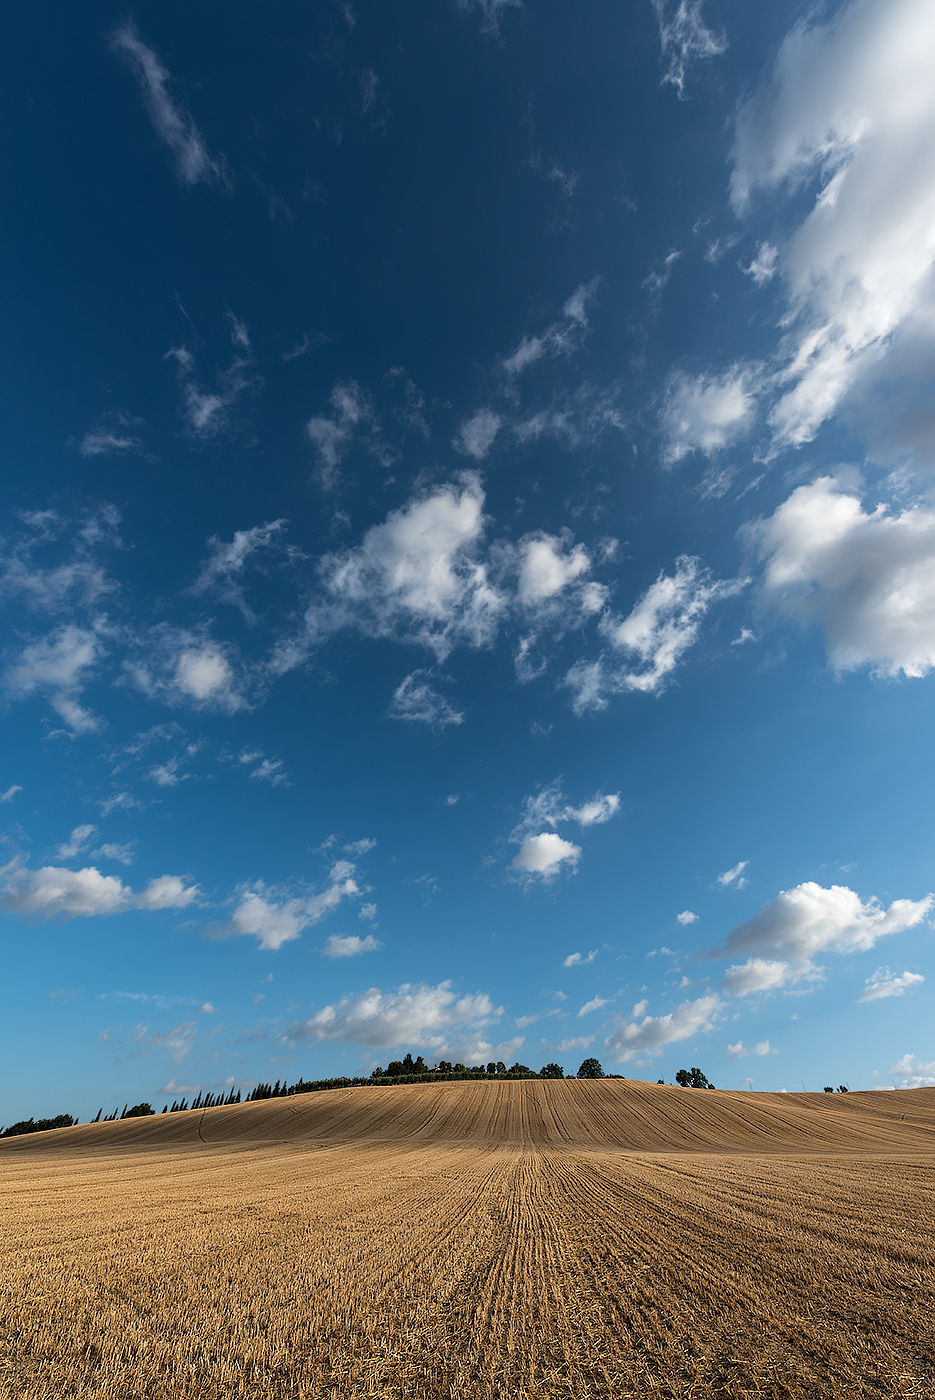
top-left (2, 1081), bottom-right (934, 1399)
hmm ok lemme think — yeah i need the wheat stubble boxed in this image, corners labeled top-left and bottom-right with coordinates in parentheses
top-left (2, 1081), bottom-right (934, 1398)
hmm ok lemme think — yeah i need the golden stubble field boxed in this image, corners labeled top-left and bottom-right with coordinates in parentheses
top-left (2, 1080), bottom-right (934, 1399)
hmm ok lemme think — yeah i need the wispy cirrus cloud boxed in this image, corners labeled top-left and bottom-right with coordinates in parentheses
top-left (110, 20), bottom-right (227, 187)
top-left (652, 0), bottom-right (726, 98)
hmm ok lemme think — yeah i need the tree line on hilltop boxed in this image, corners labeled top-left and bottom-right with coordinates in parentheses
top-left (7, 1059), bottom-right (802, 1139)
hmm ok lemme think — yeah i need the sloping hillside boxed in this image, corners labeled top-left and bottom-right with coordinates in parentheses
top-left (4, 1077), bottom-right (935, 1153)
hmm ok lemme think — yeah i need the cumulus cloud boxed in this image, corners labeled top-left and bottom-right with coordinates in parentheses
top-left (124, 628), bottom-right (247, 713)
top-left (718, 860), bottom-right (748, 888)
top-left (889, 1052), bottom-right (935, 1089)
top-left (0, 785), bottom-right (21, 802)
top-left (725, 1038), bottom-right (776, 1059)
top-left (454, 408), bottom-right (502, 461)
top-left (214, 867), bottom-right (362, 950)
top-left (388, 671), bottom-right (465, 728)
top-left (498, 531), bottom-right (608, 682)
top-left (858, 966), bottom-right (924, 1002)
top-left (749, 476), bottom-right (935, 679)
top-left (1, 863), bottom-right (130, 919)
top-left (730, 0), bottom-right (935, 457)
top-left (677, 910), bottom-right (698, 925)
top-left (565, 556), bottom-right (740, 711)
top-left (287, 980), bottom-right (501, 1049)
top-left (284, 474), bottom-right (503, 665)
top-left (563, 950), bottom-right (597, 968)
top-left (661, 369), bottom-right (757, 463)
top-left (709, 881), bottom-right (932, 995)
top-left (322, 933), bottom-right (383, 957)
top-left (604, 991), bottom-right (722, 1062)
top-left (652, 0), bottom-right (726, 97)
top-left (136, 875), bottom-right (200, 911)
top-left (0, 860), bottom-right (199, 920)
top-left (511, 832), bottom-right (581, 879)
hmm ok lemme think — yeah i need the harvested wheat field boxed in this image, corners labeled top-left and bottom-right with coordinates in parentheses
top-left (2, 1080), bottom-right (935, 1399)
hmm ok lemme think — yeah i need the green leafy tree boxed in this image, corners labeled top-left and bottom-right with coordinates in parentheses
top-left (577, 1058), bottom-right (604, 1079)
top-left (540, 1063), bottom-right (564, 1079)
top-left (676, 1067), bottom-right (712, 1088)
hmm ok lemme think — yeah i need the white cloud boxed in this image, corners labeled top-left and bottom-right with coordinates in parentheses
top-left (148, 760), bottom-right (183, 788)
top-left (454, 408), bottom-right (502, 460)
top-left (749, 476), bottom-right (935, 679)
top-left (4, 625), bottom-right (103, 733)
top-left (0, 863), bottom-right (130, 919)
top-left (888, 1052), bottom-right (935, 1089)
top-left (513, 779), bottom-right (620, 836)
top-left (652, 0), bottom-right (726, 97)
top-left (0, 512), bottom-right (118, 615)
top-left (661, 369), bottom-right (757, 463)
top-left (93, 842), bottom-right (136, 867)
top-left (125, 629), bottom-right (247, 713)
top-left (216, 869), bottom-right (361, 951)
top-left (110, 21), bottom-right (225, 187)
top-left (501, 281), bottom-right (598, 376)
top-left (514, 532), bottom-right (591, 606)
top-left (511, 832), bottom-right (581, 879)
top-left (78, 430), bottom-right (142, 458)
top-left (563, 950), bottom-right (597, 968)
top-left (744, 242), bottom-right (778, 286)
top-left (709, 881), bottom-right (932, 995)
top-left (190, 520), bottom-right (287, 622)
top-left (288, 979), bottom-right (501, 1049)
top-left (344, 838), bottom-right (377, 856)
top-left (201, 1002), bottom-right (216, 1015)
top-left (388, 671), bottom-right (464, 728)
top-left (54, 824), bottom-right (97, 860)
top-left (359, 902), bottom-right (378, 921)
top-left (249, 757), bottom-right (289, 786)
top-left (677, 910), bottom-right (698, 925)
top-left (858, 966), bottom-right (924, 1002)
top-left (306, 381), bottom-right (374, 484)
top-left (718, 860), bottom-right (748, 888)
top-left (165, 343), bottom-right (261, 441)
top-left (456, 0), bottom-right (522, 37)
top-left (565, 556), bottom-right (740, 711)
top-left (604, 991), bottom-right (723, 1062)
top-left (294, 474), bottom-right (503, 663)
top-left (0, 785), bottom-right (21, 802)
top-left (500, 532), bottom-right (608, 683)
top-left (726, 1038), bottom-right (776, 1059)
top-left (730, 0), bottom-right (935, 455)
top-left (578, 996), bottom-right (607, 1017)
top-left (136, 875), bottom-right (200, 911)
top-left (720, 957), bottom-right (795, 996)
top-left (322, 933), bottom-right (383, 957)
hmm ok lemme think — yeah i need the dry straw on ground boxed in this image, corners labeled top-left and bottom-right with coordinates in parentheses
top-left (2, 1079), bottom-right (934, 1398)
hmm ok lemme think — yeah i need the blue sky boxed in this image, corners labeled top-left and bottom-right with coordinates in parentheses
top-left (3, 0), bottom-right (935, 1121)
